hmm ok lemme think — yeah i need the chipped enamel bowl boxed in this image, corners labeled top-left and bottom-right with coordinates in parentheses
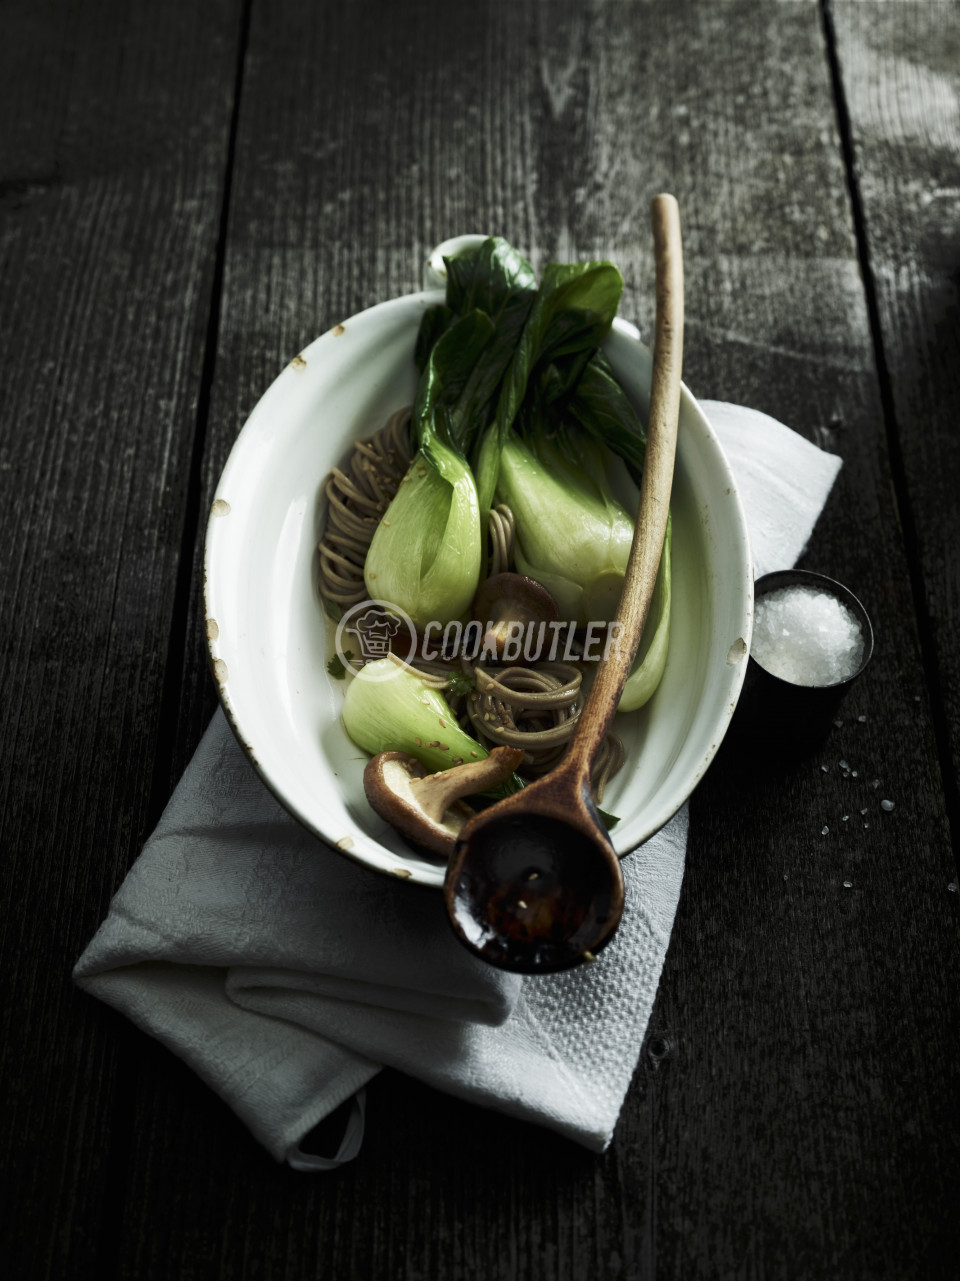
top-left (204, 239), bottom-right (753, 887)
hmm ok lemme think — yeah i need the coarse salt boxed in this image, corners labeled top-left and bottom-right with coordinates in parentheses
top-left (751, 586), bottom-right (864, 687)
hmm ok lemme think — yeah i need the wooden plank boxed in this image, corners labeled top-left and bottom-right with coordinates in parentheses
top-left (111, 1), bottom-right (958, 1278)
top-left (828, 0), bottom-right (960, 866)
top-left (0, 0), bottom-right (244, 1275)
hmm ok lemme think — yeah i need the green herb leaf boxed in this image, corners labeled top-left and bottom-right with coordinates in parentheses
top-left (598, 807), bottom-right (620, 830)
top-left (445, 670), bottom-right (476, 698)
top-left (326, 651), bottom-right (352, 680)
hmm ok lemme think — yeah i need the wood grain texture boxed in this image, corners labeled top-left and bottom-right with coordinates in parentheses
top-left (3, 0), bottom-right (957, 1277)
top-left (648, 4), bottom-right (960, 1275)
top-left (0, 0), bottom-right (243, 1275)
top-left (108, 2), bottom-right (958, 1280)
top-left (829, 0), bottom-right (960, 847)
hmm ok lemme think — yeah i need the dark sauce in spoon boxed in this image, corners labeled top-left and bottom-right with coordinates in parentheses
top-left (448, 814), bottom-right (621, 972)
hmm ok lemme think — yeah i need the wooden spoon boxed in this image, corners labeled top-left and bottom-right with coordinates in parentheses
top-left (443, 193), bottom-right (685, 973)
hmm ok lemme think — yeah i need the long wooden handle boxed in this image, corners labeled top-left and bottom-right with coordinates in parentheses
top-left (565, 193), bottom-right (684, 777)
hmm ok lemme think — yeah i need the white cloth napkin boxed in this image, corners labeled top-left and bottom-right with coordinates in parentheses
top-left (74, 402), bottom-right (841, 1167)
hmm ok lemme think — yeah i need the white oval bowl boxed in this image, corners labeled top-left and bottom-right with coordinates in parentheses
top-left (204, 272), bottom-right (753, 887)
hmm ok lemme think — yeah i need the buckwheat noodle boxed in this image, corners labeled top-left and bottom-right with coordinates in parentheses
top-left (486, 504), bottom-right (515, 578)
top-left (317, 407), bottom-right (412, 609)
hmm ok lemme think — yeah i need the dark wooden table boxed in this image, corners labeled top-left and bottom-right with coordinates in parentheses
top-left (3, 2), bottom-right (959, 1277)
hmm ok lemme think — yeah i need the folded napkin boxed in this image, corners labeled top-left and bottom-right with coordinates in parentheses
top-left (74, 402), bottom-right (841, 1168)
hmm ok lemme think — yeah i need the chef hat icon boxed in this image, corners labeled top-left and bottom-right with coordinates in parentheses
top-left (354, 608), bottom-right (403, 658)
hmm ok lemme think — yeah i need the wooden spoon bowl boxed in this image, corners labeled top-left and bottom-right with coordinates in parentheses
top-left (446, 772), bottom-right (623, 972)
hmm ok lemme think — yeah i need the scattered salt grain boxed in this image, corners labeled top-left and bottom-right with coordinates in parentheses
top-left (857, 715), bottom-right (867, 723)
top-left (843, 880), bottom-right (852, 889)
top-left (821, 825), bottom-right (829, 835)
top-left (852, 771), bottom-right (859, 778)
top-left (949, 883), bottom-right (957, 893)
top-left (872, 779), bottom-right (880, 789)
top-left (751, 586), bottom-right (864, 686)
top-left (881, 799), bottom-right (895, 812)
top-left (842, 814), bottom-right (849, 822)
top-left (860, 807), bottom-right (869, 815)
top-left (820, 764), bottom-right (829, 773)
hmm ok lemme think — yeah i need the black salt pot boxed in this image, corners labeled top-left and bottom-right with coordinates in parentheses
top-left (733, 569), bottom-right (874, 755)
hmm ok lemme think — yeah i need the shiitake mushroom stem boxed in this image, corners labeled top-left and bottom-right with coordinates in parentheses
top-left (363, 746), bottom-right (524, 857)
top-left (410, 747), bottom-right (523, 823)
